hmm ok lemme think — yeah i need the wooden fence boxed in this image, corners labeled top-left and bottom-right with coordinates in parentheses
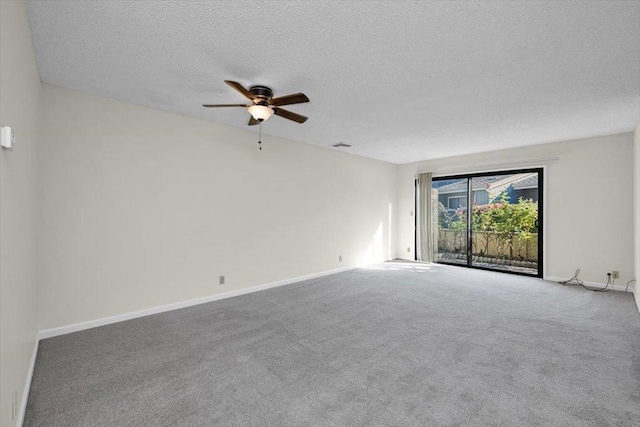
top-left (438, 229), bottom-right (538, 262)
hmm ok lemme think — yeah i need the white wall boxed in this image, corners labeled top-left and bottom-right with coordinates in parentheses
top-left (38, 84), bottom-right (397, 330)
top-left (634, 123), bottom-right (640, 310)
top-left (0, 1), bottom-right (41, 426)
top-left (396, 133), bottom-right (635, 287)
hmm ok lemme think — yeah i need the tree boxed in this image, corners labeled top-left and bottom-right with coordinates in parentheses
top-left (444, 192), bottom-right (538, 261)
top-left (473, 192), bottom-right (538, 258)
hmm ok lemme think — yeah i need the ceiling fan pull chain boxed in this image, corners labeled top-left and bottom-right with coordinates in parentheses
top-left (258, 122), bottom-right (262, 150)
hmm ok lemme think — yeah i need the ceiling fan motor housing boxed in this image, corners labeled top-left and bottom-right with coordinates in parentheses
top-left (249, 85), bottom-right (274, 103)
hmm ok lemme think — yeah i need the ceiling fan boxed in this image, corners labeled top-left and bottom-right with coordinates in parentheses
top-left (203, 80), bottom-right (309, 125)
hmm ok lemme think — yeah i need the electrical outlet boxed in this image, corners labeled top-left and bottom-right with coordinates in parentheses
top-left (219, 275), bottom-right (225, 285)
top-left (339, 255), bottom-right (342, 262)
top-left (612, 271), bottom-right (619, 279)
top-left (407, 247), bottom-right (411, 253)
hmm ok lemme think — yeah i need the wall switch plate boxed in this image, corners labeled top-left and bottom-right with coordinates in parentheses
top-left (1, 126), bottom-right (15, 150)
top-left (219, 275), bottom-right (225, 285)
top-left (407, 247), bottom-right (411, 253)
top-left (339, 255), bottom-right (342, 262)
top-left (612, 271), bottom-right (619, 279)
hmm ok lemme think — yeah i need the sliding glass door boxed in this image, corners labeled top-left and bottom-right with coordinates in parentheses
top-left (431, 178), bottom-right (468, 265)
top-left (430, 168), bottom-right (543, 277)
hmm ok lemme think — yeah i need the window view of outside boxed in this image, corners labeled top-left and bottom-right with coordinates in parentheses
top-left (432, 178), bottom-right (468, 266)
top-left (433, 172), bottom-right (540, 275)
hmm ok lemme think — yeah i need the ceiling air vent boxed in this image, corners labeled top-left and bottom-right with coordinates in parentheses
top-left (330, 143), bottom-right (352, 148)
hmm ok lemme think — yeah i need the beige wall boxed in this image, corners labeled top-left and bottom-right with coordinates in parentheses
top-left (37, 84), bottom-right (398, 330)
top-left (397, 133), bottom-right (636, 287)
top-left (634, 123), bottom-right (640, 310)
top-left (0, 1), bottom-right (41, 426)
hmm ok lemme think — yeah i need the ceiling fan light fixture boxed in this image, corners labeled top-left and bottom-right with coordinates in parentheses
top-left (247, 104), bottom-right (274, 122)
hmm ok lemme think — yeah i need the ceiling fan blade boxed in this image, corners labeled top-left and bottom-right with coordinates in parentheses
top-left (248, 116), bottom-right (259, 126)
top-left (273, 107), bottom-right (308, 124)
top-left (225, 80), bottom-right (254, 100)
top-left (269, 93), bottom-right (309, 107)
top-left (202, 103), bottom-right (248, 108)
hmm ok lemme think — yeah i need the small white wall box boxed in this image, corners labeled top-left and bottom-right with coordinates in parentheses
top-left (1, 126), bottom-right (15, 150)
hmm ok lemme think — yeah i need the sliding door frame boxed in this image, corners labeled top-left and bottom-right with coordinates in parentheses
top-left (426, 167), bottom-right (544, 278)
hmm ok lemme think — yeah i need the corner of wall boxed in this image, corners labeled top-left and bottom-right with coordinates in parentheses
top-left (634, 122), bottom-right (640, 312)
top-left (392, 162), bottom-right (401, 260)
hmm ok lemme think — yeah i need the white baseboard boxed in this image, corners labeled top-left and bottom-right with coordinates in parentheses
top-left (17, 335), bottom-right (38, 427)
top-left (545, 276), bottom-right (633, 293)
top-left (38, 265), bottom-right (356, 340)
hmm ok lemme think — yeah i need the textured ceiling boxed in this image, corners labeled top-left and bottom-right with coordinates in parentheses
top-left (25, 1), bottom-right (640, 164)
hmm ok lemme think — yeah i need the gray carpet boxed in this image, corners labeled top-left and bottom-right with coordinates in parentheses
top-left (25, 261), bottom-right (640, 426)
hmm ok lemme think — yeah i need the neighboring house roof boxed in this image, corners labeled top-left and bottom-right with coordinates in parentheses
top-left (511, 174), bottom-right (538, 190)
top-left (434, 173), bottom-right (538, 196)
